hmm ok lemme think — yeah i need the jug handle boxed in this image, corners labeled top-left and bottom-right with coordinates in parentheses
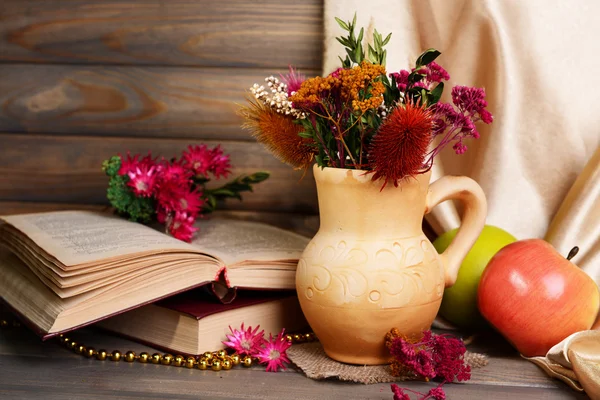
top-left (424, 176), bottom-right (487, 288)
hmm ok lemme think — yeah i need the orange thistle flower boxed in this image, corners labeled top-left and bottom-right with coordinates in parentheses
top-left (240, 99), bottom-right (315, 170)
top-left (368, 102), bottom-right (433, 187)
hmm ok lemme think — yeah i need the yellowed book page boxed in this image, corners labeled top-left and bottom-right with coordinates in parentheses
top-left (192, 219), bottom-right (310, 266)
top-left (1, 211), bottom-right (200, 267)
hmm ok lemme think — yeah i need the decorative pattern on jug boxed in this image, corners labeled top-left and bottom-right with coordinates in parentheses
top-left (296, 235), bottom-right (445, 309)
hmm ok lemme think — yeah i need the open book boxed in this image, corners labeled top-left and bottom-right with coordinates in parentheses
top-left (0, 211), bottom-right (309, 338)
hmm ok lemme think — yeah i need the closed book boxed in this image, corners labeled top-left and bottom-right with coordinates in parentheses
top-left (96, 288), bottom-right (307, 356)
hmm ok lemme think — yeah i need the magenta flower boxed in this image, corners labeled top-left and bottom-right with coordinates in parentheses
top-left (390, 383), bottom-right (447, 400)
top-left (118, 152), bottom-right (140, 176)
top-left (390, 70), bottom-right (410, 91)
top-left (156, 160), bottom-right (192, 185)
top-left (166, 211), bottom-right (198, 242)
top-left (182, 144), bottom-right (231, 179)
top-left (222, 324), bottom-right (266, 356)
top-left (391, 384), bottom-right (411, 400)
top-left (451, 85), bottom-right (489, 116)
top-left (329, 67), bottom-right (344, 79)
top-left (255, 329), bottom-right (292, 372)
top-left (424, 62), bottom-right (450, 84)
top-left (281, 65), bottom-right (306, 95)
top-left (182, 144), bottom-right (214, 177)
top-left (127, 164), bottom-right (157, 197)
top-left (208, 145), bottom-right (232, 179)
top-left (123, 153), bottom-right (158, 197)
top-left (173, 187), bottom-right (204, 217)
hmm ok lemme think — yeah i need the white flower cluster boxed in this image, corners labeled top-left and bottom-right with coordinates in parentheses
top-left (250, 76), bottom-right (305, 119)
top-left (378, 102), bottom-right (390, 120)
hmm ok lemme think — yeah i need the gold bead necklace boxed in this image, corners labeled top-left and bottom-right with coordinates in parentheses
top-left (1, 318), bottom-right (316, 371)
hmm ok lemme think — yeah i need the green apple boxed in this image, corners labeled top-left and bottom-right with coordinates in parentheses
top-left (434, 225), bottom-right (517, 329)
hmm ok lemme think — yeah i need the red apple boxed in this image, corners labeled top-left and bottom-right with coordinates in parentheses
top-left (477, 239), bottom-right (600, 357)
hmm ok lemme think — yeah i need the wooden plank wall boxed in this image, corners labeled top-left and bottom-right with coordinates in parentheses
top-left (0, 0), bottom-right (324, 216)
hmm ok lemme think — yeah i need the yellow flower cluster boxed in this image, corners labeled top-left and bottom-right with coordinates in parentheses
top-left (290, 61), bottom-right (386, 113)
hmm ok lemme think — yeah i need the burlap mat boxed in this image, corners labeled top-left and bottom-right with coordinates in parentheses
top-left (287, 342), bottom-right (488, 385)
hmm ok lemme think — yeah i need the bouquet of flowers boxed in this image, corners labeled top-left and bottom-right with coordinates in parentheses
top-left (102, 145), bottom-right (269, 242)
top-left (240, 14), bottom-right (492, 188)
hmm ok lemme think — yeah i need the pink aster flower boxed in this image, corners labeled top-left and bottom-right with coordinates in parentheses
top-left (166, 211), bottom-right (198, 242)
top-left (281, 65), bottom-right (306, 95)
top-left (127, 164), bottom-right (157, 197)
top-left (209, 145), bottom-right (232, 179)
top-left (118, 152), bottom-right (140, 176)
top-left (255, 329), bottom-right (292, 372)
top-left (182, 144), bottom-right (213, 177)
top-left (182, 144), bottom-right (231, 179)
top-left (173, 187), bottom-right (204, 217)
top-left (156, 159), bottom-right (192, 185)
top-left (124, 153), bottom-right (158, 197)
top-left (222, 324), bottom-right (266, 356)
top-left (155, 179), bottom-right (188, 213)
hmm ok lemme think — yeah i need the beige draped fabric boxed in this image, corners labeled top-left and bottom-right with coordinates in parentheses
top-left (323, 0), bottom-right (600, 394)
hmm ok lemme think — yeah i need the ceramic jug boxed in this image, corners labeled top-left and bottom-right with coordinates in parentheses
top-left (296, 165), bottom-right (487, 365)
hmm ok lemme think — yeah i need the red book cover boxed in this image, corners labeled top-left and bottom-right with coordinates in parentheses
top-left (154, 287), bottom-right (297, 319)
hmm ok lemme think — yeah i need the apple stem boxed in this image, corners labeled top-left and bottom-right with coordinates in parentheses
top-left (567, 246), bottom-right (579, 261)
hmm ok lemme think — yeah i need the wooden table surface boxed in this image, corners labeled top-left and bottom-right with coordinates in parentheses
top-left (0, 322), bottom-right (587, 400)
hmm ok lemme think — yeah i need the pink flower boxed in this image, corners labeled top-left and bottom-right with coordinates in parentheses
top-left (209, 146), bottom-right (232, 179)
top-left (118, 152), bottom-right (140, 176)
top-left (329, 67), bottom-right (344, 79)
top-left (451, 86), bottom-right (488, 116)
top-left (123, 153), bottom-right (158, 197)
top-left (255, 329), bottom-right (292, 372)
top-left (388, 330), bottom-right (470, 384)
top-left (182, 145), bottom-right (231, 179)
top-left (155, 179), bottom-right (187, 213)
top-left (182, 145), bottom-right (214, 176)
top-left (452, 141), bottom-right (468, 155)
top-left (222, 324), bottom-right (266, 356)
top-left (127, 164), bottom-right (157, 197)
top-left (281, 65), bottom-right (306, 95)
top-left (391, 384), bottom-right (410, 400)
top-left (423, 62), bottom-right (450, 84)
top-left (427, 387), bottom-right (446, 400)
top-left (480, 109), bottom-right (493, 124)
top-left (174, 187), bottom-right (204, 217)
top-left (390, 383), bottom-right (447, 400)
top-left (166, 211), bottom-right (198, 242)
top-left (390, 70), bottom-right (410, 91)
top-left (156, 159), bottom-right (192, 185)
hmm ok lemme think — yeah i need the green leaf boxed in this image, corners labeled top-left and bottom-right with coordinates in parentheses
top-left (352, 12), bottom-right (357, 27)
top-left (415, 48), bottom-right (441, 67)
top-left (382, 32), bottom-right (392, 46)
top-left (298, 131), bottom-right (313, 139)
top-left (374, 30), bottom-right (382, 47)
top-left (335, 17), bottom-right (350, 31)
top-left (357, 27), bottom-right (364, 44)
top-left (429, 82), bottom-right (444, 104)
top-left (346, 48), bottom-right (356, 62)
top-left (248, 171), bottom-right (270, 182)
top-left (315, 154), bottom-right (323, 167)
top-left (353, 44), bottom-right (363, 62)
top-left (336, 37), bottom-right (350, 47)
